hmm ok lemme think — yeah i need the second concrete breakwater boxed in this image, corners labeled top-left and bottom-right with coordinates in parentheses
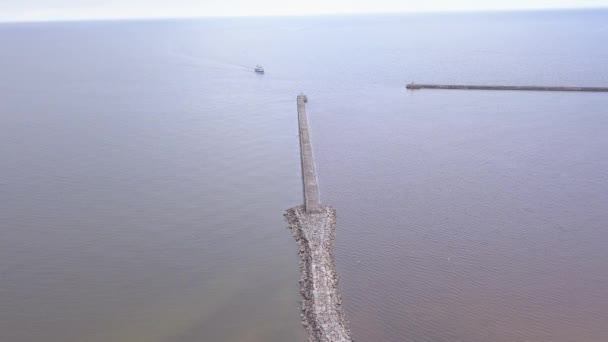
top-left (406, 83), bottom-right (608, 92)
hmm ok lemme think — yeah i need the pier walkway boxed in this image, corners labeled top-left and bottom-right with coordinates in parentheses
top-left (297, 94), bottom-right (321, 214)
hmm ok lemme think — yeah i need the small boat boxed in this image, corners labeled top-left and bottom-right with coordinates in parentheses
top-left (254, 65), bottom-right (264, 74)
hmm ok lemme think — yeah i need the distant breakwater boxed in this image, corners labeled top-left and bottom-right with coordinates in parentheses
top-left (285, 95), bottom-right (352, 342)
top-left (406, 83), bottom-right (608, 92)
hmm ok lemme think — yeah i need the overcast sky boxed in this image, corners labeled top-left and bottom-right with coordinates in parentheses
top-left (1, 0), bottom-right (607, 22)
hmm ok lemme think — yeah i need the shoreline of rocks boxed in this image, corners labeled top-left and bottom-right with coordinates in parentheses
top-left (285, 205), bottom-right (352, 342)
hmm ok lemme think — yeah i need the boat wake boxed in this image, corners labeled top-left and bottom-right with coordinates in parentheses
top-left (167, 46), bottom-right (252, 72)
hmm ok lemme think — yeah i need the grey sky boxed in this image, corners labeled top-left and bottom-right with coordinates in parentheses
top-left (1, 0), bottom-right (607, 22)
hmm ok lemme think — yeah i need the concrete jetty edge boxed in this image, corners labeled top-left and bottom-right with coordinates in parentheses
top-left (405, 83), bottom-right (608, 92)
top-left (285, 206), bottom-right (352, 342)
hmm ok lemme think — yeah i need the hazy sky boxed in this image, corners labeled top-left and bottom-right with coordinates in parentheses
top-left (1, 0), bottom-right (607, 22)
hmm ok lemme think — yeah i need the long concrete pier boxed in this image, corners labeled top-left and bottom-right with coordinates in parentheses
top-left (406, 83), bottom-right (608, 92)
top-left (286, 95), bottom-right (352, 342)
top-left (297, 94), bottom-right (322, 214)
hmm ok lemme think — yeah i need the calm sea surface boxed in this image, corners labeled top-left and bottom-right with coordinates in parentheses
top-left (1, 10), bottom-right (608, 342)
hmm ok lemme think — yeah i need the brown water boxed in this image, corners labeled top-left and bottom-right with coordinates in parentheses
top-left (0, 20), bottom-right (308, 342)
top-left (2, 10), bottom-right (608, 342)
top-left (313, 91), bottom-right (608, 341)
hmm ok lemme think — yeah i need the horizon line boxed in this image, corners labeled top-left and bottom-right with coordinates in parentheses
top-left (0, 6), bottom-right (606, 24)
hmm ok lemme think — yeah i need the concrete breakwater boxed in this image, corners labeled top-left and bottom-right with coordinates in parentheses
top-left (297, 94), bottom-right (321, 214)
top-left (286, 95), bottom-right (352, 342)
top-left (406, 83), bottom-right (608, 92)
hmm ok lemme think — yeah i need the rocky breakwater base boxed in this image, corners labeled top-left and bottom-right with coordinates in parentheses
top-left (285, 205), bottom-right (352, 342)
